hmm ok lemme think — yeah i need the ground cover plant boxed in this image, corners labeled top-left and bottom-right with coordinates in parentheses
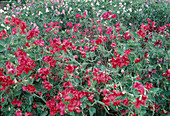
top-left (0, 0), bottom-right (170, 116)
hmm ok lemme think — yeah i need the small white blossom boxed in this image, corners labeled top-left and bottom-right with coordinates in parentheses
top-left (1, 24), bottom-right (5, 27)
top-left (0, 9), bottom-right (4, 13)
top-left (38, 11), bottom-right (42, 15)
top-left (78, 8), bottom-right (81, 11)
top-left (7, 26), bottom-right (10, 30)
top-left (46, 8), bottom-right (49, 12)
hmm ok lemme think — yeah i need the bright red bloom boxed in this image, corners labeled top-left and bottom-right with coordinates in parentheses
top-left (4, 17), bottom-right (10, 24)
top-left (64, 65), bottom-right (76, 74)
top-left (43, 55), bottom-right (56, 67)
top-left (133, 82), bottom-right (144, 95)
top-left (12, 98), bottom-right (23, 107)
top-left (88, 95), bottom-right (94, 102)
top-left (42, 80), bottom-right (52, 91)
top-left (15, 111), bottom-right (22, 116)
top-left (25, 112), bottom-right (33, 116)
top-left (137, 30), bottom-right (145, 38)
top-left (102, 11), bottom-right (112, 20)
top-left (34, 39), bottom-right (44, 47)
top-left (46, 98), bottom-right (56, 108)
top-left (23, 84), bottom-right (36, 93)
top-left (67, 22), bottom-right (72, 28)
top-left (111, 43), bottom-right (117, 47)
top-left (133, 98), bottom-right (145, 109)
top-left (144, 82), bottom-right (153, 91)
top-left (123, 98), bottom-right (129, 105)
top-left (111, 14), bottom-right (117, 19)
top-left (76, 14), bottom-right (82, 19)
top-left (1, 98), bottom-right (5, 102)
top-left (135, 58), bottom-right (140, 63)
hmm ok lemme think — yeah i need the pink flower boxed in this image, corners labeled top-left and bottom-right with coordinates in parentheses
top-left (15, 111), bottom-right (22, 116)
top-left (76, 14), bottom-right (82, 19)
top-left (111, 43), bottom-right (117, 47)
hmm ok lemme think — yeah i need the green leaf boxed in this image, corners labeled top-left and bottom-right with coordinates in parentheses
top-left (70, 112), bottom-right (75, 116)
top-left (101, 65), bottom-right (106, 71)
top-left (0, 45), bottom-right (5, 52)
top-left (41, 111), bottom-right (48, 116)
top-left (89, 107), bottom-right (96, 116)
top-left (96, 100), bottom-right (105, 106)
top-left (81, 103), bottom-right (86, 110)
top-left (0, 39), bottom-right (6, 46)
top-left (29, 96), bottom-right (33, 105)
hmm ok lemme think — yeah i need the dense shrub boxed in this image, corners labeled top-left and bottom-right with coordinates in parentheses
top-left (0, 0), bottom-right (170, 116)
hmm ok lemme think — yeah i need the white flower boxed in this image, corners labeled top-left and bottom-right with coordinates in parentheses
top-left (128, 8), bottom-right (132, 12)
top-left (139, 9), bottom-right (142, 11)
top-left (7, 26), bottom-right (10, 30)
top-left (114, 5), bottom-right (117, 7)
top-left (78, 8), bottom-right (81, 11)
top-left (1, 24), bottom-right (5, 27)
top-left (117, 11), bottom-right (120, 14)
top-left (38, 11), bottom-right (42, 15)
top-left (4, 7), bottom-right (6, 10)
top-left (0, 9), bottom-right (4, 13)
top-left (46, 8), bottom-right (49, 13)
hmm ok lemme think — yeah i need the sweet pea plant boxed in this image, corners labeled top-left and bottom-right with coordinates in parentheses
top-left (0, 0), bottom-right (170, 116)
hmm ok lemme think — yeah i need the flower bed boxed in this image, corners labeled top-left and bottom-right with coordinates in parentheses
top-left (0, 0), bottom-right (170, 116)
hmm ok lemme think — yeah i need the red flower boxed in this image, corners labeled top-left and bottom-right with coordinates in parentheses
top-left (123, 98), bottom-right (129, 105)
top-left (144, 82), bottom-right (153, 91)
top-left (27, 85), bottom-right (36, 93)
top-left (147, 18), bottom-right (152, 25)
top-left (64, 65), bottom-right (76, 74)
top-left (1, 98), bottom-right (5, 102)
top-left (12, 98), bottom-right (23, 107)
top-left (96, 38), bottom-right (102, 45)
top-left (133, 98), bottom-right (145, 109)
top-left (133, 82), bottom-right (144, 95)
top-left (4, 17), bottom-right (10, 24)
top-left (25, 112), bottom-right (33, 116)
top-left (137, 30), bottom-right (145, 38)
top-left (111, 14), bottom-right (117, 19)
top-left (135, 58), bottom-right (140, 63)
top-left (67, 22), bottom-right (72, 28)
top-left (76, 14), bottom-right (82, 19)
top-left (15, 111), bottom-right (22, 116)
top-left (42, 80), bottom-right (52, 91)
top-left (88, 95), bottom-right (94, 102)
top-left (111, 43), bottom-right (117, 47)
top-left (46, 98), bottom-right (56, 108)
